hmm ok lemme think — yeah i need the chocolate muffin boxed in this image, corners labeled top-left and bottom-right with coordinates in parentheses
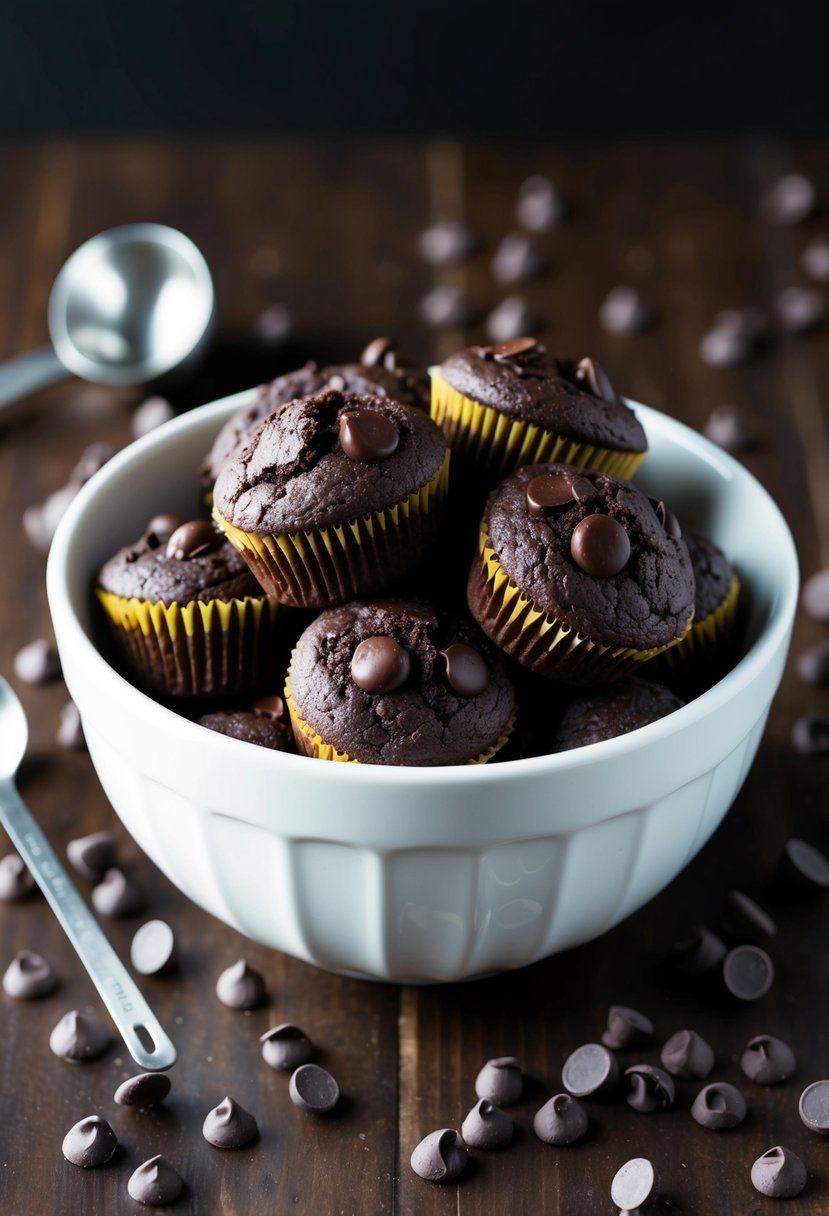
top-left (213, 388), bottom-right (449, 609)
top-left (551, 679), bottom-right (685, 751)
top-left (96, 514), bottom-right (280, 698)
top-left (432, 339), bottom-right (647, 486)
top-left (467, 464), bottom-right (695, 684)
top-left (285, 600), bottom-right (516, 765)
top-left (200, 338), bottom-right (429, 492)
top-left (199, 695), bottom-right (294, 751)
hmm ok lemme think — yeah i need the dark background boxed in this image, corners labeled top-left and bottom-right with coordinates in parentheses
top-left (3, 0), bottom-right (829, 137)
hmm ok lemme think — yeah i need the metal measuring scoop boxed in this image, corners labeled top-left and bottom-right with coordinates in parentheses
top-left (0, 677), bottom-right (176, 1071)
top-left (0, 223), bottom-right (214, 414)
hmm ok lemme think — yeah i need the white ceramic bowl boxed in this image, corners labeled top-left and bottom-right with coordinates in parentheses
top-left (47, 391), bottom-right (798, 982)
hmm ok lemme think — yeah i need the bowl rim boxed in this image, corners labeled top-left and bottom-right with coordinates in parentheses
top-left (47, 389), bottom-right (799, 788)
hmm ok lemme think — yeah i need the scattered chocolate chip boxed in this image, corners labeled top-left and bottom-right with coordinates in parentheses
top-left (799, 1080), bottom-right (829, 1133)
top-left (526, 472), bottom-right (574, 516)
top-left (252, 694), bottom-right (286, 720)
top-left (570, 476), bottom-right (600, 502)
top-left (648, 497), bottom-right (682, 540)
top-left (722, 944), bottom-right (775, 1000)
top-left (114, 1072), bottom-right (172, 1108)
top-left (49, 1010), bottom-right (110, 1062)
top-left (492, 233), bottom-right (547, 285)
top-left (611, 1157), bottom-right (657, 1211)
top-left (130, 920), bottom-right (177, 976)
top-left (562, 1043), bottom-right (620, 1099)
top-left (144, 513), bottom-right (182, 548)
top-left (66, 830), bottom-right (117, 882)
top-left (720, 890), bottom-right (777, 942)
top-left (23, 484), bottom-right (78, 553)
top-left (57, 701), bottom-right (85, 750)
top-left (703, 404), bottom-right (757, 454)
top-left (691, 1082), bottom-right (747, 1130)
top-left (418, 220), bottom-right (478, 266)
top-left (260, 1023), bottom-right (314, 1071)
top-left (570, 514), bottom-right (631, 578)
top-left (791, 714), bottom-right (829, 756)
top-left (766, 173), bottom-right (816, 225)
top-left (533, 1094), bottom-right (588, 1145)
top-left (72, 442), bottom-right (114, 484)
top-left (203, 1096), bottom-right (259, 1148)
top-left (13, 638), bottom-right (61, 684)
top-left (796, 641), bottom-right (829, 687)
top-left (664, 924), bottom-right (727, 978)
top-left (802, 569), bottom-right (829, 622)
top-left (741, 1034), bottom-right (797, 1084)
top-left (699, 309), bottom-right (766, 368)
top-left (0, 853), bottom-right (35, 902)
top-left (351, 636), bottom-right (411, 694)
top-left (254, 303), bottom-right (293, 346)
top-left (338, 410), bottom-right (399, 463)
top-left (131, 395), bottom-right (175, 439)
top-left (660, 1029), bottom-right (715, 1080)
top-left (625, 1063), bottom-right (675, 1112)
top-left (601, 1005), bottom-right (654, 1050)
top-left (776, 286), bottom-right (825, 333)
top-left (127, 1155), bottom-right (184, 1206)
top-left (410, 1129), bottom-right (467, 1183)
top-left (475, 1056), bottom-right (523, 1106)
top-left (573, 356), bottom-right (617, 403)
top-left (485, 297), bottom-right (539, 343)
top-left (289, 1063), bottom-right (340, 1113)
top-left (360, 336), bottom-right (398, 368)
top-left (492, 336), bottom-right (541, 362)
top-left (598, 285), bottom-right (653, 335)
top-left (461, 1099), bottom-right (514, 1150)
top-left (3, 949), bottom-right (57, 999)
top-left (62, 1115), bottom-right (118, 1167)
top-left (516, 175), bottom-right (567, 232)
top-left (92, 868), bottom-right (145, 918)
top-left (215, 959), bottom-right (267, 1010)
top-left (802, 236), bottom-right (829, 281)
top-left (440, 643), bottom-right (488, 697)
top-left (779, 837), bottom-right (829, 890)
top-left (419, 284), bottom-right (475, 329)
top-left (166, 520), bottom-right (221, 560)
top-left (751, 1146), bottom-right (807, 1199)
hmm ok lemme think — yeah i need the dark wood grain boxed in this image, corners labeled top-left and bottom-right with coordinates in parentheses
top-left (1, 137), bottom-right (829, 1216)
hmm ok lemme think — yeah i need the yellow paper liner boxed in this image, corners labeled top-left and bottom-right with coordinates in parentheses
top-left (430, 372), bottom-right (646, 484)
top-left (96, 590), bottom-right (281, 698)
top-left (212, 450), bottom-right (450, 608)
top-left (468, 526), bottom-right (693, 685)
top-left (647, 574), bottom-right (740, 682)
top-left (284, 676), bottom-right (514, 766)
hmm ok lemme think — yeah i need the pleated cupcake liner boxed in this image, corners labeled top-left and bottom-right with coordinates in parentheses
top-left (96, 590), bottom-right (281, 698)
top-left (430, 372), bottom-right (646, 485)
top-left (213, 451), bottom-right (450, 609)
top-left (646, 574), bottom-right (741, 683)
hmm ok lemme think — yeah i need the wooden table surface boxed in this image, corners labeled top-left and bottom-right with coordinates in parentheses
top-left (1, 137), bottom-right (829, 1216)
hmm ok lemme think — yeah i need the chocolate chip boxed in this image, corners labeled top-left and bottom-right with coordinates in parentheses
top-left (570, 476), bottom-right (600, 502)
top-left (13, 638), bottom-right (61, 684)
top-left (260, 1023), bottom-right (314, 1071)
top-left (92, 868), bottom-right (145, 918)
top-left (720, 890), bottom-right (777, 942)
top-left (351, 636), bottom-right (411, 694)
top-left (573, 356), bottom-right (618, 403)
top-left (57, 700), bottom-right (85, 750)
top-left (663, 924), bottom-right (727, 978)
top-left (252, 694), bottom-right (286, 720)
top-left (419, 284), bottom-right (475, 329)
top-left (751, 1146), bottom-right (807, 1199)
top-left (166, 520), bottom-right (222, 560)
top-left (625, 1063), bottom-right (675, 1112)
top-left (533, 1094), bottom-right (588, 1145)
top-left (254, 303), bottom-right (293, 347)
top-left (410, 1129), bottom-right (467, 1183)
top-left (127, 1155), bottom-right (184, 1206)
top-left (601, 1005), bottom-right (654, 1050)
top-left (441, 643), bottom-right (489, 698)
top-left (485, 297), bottom-right (539, 344)
top-left (114, 1072), bottom-right (172, 1108)
top-left (461, 1099), bottom-right (514, 1149)
top-left (691, 1082), bottom-right (747, 1130)
top-left (799, 1080), bottom-right (829, 1133)
top-left (703, 403), bottom-right (757, 453)
top-left (23, 484), bottom-right (79, 553)
top-left (492, 233), bottom-right (547, 285)
top-left (0, 853), bottom-right (35, 902)
top-left (649, 497), bottom-right (682, 540)
top-left (741, 1034), bottom-right (797, 1084)
top-left (144, 513), bottom-right (183, 548)
top-left (49, 1010), bottom-right (110, 1062)
top-left (562, 1044), bottom-right (620, 1098)
top-left (611, 1158), bottom-right (657, 1210)
top-left (131, 395), bottom-right (175, 439)
top-left (338, 409), bottom-right (399, 463)
top-left (796, 641), bottom-right (829, 686)
top-left (570, 514), bottom-right (631, 578)
top-left (777, 285), bottom-right (825, 333)
top-left (660, 1029), bottom-right (715, 1080)
top-left (67, 830), bottom-right (117, 882)
top-left (699, 326), bottom-right (753, 368)
top-left (779, 837), bottom-right (829, 890)
top-left (722, 944), bottom-right (775, 1000)
top-left (130, 920), bottom-right (177, 976)
top-left (802, 568), bottom-right (829, 622)
top-left (516, 175), bottom-right (567, 233)
top-left (792, 714), bottom-right (829, 756)
top-left (598, 285), bottom-right (653, 335)
top-left (417, 220), bottom-right (478, 266)
top-left (802, 237), bottom-right (829, 281)
top-left (72, 441), bottom-right (114, 484)
top-left (493, 336), bottom-right (541, 361)
top-left (525, 472), bottom-right (574, 516)
top-left (766, 173), bottom-right (816, 225)
top-left (475, 1056), bottom-right (523, 1106)
top-left (3, 949), bottom-right (58, 999)
top-left (62, 1116), bottom-right (118, 1167)
top-left (215, 959), bottom-right (267, 1010)
top-left (203, 1096), bottom-right (259, 1148)
top-left (360, 336), bottom-right (397, 367)
top-left (289, 1063), bottom-right (340, 1113)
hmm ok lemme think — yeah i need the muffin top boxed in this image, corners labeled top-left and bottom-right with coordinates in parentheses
top-left (551, 679), bottom-right (685, 752)
top-left (288, 599), bottom-right (516, 765)
top-left (201, 338), bottom-right (429, 488)
top-left (213, 388), bottom-right (447, 535)
top-left (685, 531), bottom-right (735, 620)
top-left (438, 339), bottom-right (647, 453)
top-left (482, 463), bottom-right (695, 651)
top-left (97, 514), bottom-right (262, 605)
top-left (199, 696), bottom-right (294, 751)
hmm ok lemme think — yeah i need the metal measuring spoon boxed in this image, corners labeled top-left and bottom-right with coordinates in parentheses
top-left (0, 677), bottom-right (176, 1071)
top-left (0, 223), bottom-right (214, 413)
